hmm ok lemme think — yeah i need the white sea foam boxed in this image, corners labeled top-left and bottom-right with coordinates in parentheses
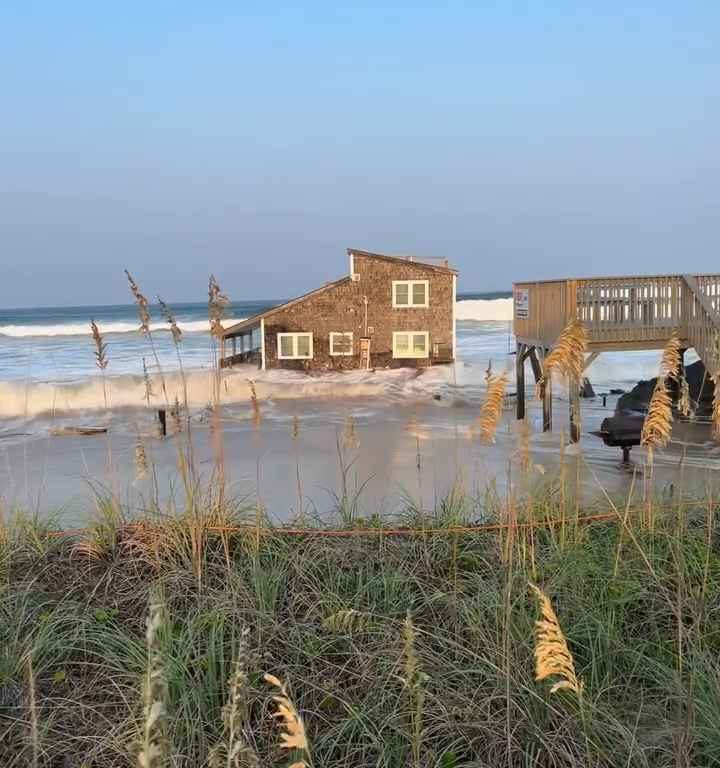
top-left (0, 366), bottom-right (452, 419)
top-left (455, 298), bottom-right (513, 322)
top-left (0, 318), bottom-right (247, 338)
top-left (0, 298), bottom-right (513, 338)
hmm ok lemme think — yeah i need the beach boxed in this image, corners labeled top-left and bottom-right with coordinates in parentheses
top-left (2, 353), bottom-right (718, 526)
top-left (1, 294), bottom-right (717, 524)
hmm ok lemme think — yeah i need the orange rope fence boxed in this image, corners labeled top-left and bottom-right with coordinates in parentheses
top-left (35, 499), bottom-right (718, 541)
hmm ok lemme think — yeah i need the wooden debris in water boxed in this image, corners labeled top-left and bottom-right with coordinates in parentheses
top-left (50, 426), bottom-right (108, 437)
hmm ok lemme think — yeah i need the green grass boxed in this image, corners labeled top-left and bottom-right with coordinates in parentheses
top-left (1, 487), bottom-right (720, 767)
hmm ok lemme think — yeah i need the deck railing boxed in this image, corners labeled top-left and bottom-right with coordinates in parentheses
top-left (683, 275), bottom-right (720, 376)
top-left (514, 274), bottom-right (720, 357)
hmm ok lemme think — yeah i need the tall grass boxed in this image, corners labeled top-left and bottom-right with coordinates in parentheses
top-left (2, 482), bottom-right (720, 767)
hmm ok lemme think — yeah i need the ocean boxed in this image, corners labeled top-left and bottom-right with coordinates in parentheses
top-left (0, 291), bottom-right (675, 422)
top-left (1, 291), bottom-right (715, 522)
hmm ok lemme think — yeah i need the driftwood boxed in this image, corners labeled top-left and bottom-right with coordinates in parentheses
top-left (50, 426), bottom-right (108, 437)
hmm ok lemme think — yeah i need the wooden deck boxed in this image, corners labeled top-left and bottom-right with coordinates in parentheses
top-left (512, 273), bottom-right (720, 441)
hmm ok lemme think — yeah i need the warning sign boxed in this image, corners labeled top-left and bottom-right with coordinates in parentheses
top-left (514, 288), bottom-right (529, 319)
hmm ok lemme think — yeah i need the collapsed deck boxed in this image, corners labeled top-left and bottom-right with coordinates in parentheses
top-left (512, 273), bottom-right (720, 441)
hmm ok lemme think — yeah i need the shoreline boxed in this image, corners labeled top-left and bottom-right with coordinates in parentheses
top-left (2, 390), bottom-right (717, 525)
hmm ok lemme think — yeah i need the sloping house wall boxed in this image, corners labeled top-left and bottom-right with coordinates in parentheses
top-left (262, 252), bottom-right (455, 370)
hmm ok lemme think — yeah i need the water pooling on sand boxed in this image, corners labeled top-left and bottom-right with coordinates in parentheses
top-left (0, 294), bottom-right (716, 522)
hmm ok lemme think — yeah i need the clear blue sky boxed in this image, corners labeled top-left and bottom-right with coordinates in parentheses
top-left (1, 1), bottom-right (718, 307)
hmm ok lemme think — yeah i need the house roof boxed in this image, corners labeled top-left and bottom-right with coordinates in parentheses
top-left (347, 248), bottom-right (457, 274)
top-left (221, 276), bottom-right (351, 337)
top-left (221, 248), bottom-right (457, 338)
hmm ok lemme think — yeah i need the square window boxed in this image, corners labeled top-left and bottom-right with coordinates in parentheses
top-left (393, 331), bottom-right (429, 359)
top-left (277, 333), bottom-right (313, 360)
top-left (296, 334), bottom-right (311, 357)
top-left (395, 334), bottom-right (410, 354)
top-left (395, 283), bottom-right (409, 305)
top-left (330, 332), bottom-right (353, 355)
top-left (280, 335), bottom-right (294, 358)
top-left (393, 280), bottom-right (429, 308)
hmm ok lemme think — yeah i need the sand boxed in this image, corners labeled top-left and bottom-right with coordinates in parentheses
top-left (1, 389), bottom-right (718, 527)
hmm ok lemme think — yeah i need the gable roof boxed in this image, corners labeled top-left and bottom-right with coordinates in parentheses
top-left (221, 276), bottom-right (351, 337)
top-left (221, 248), bottom-right (457, 338)
top-left (347, 248), bottom-right (457, 275)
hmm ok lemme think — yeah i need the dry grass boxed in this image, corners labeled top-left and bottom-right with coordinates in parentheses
top-left (135, 440), bottom-right (149, 481)
top-left (678, 377), bottom-right (692, 418)
top-left (157, 296), bottom-right (182, 344)
top-left (138, 596), bottom-right (168, 768)
top-left (210, 628), bottom-right (259, 768)
top-left (641, 377), bottom-right (673, 458)
top-left (5, 496), bottom-right (720, 766)
top-left (209, 274), bottom-right (230, 336)
top-left (342, 413), bottom-right (359, 450)
top-left (125, 270), bottom-right (152, 334)
top-left (541, 319), bottom-right (588, 387)
top-left (474, 371), bottom-right (508, 443)
top-left (142, 357), bottom-right (155, 407)
top-left (713, 374), bottom-right (720, 440)
top-left (264, 674), bottom-right (311, 768)
top-left (401, 612), bottom-right (428, 768)
top-left (659, 333), bottom-right (683, 381)
top-left (247, 380), bottom-right (261, 429)
top-left (528, 582), bottom-right (582, 696)
top-left (90, 320), bottom-right (109, 371)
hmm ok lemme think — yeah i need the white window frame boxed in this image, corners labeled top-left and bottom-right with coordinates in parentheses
top-left (392, 280), bottom-right (429, 308)
top-left (392, 331), bottom-right (430, 359)
top-left (277, 332), bottom-right (314, 360)
top-left (329, 332), bottom-right (354, 356)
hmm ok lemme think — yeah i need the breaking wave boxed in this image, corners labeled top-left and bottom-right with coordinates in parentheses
top-left (0, 299), bottom-right (513, 339)
top-left (0, 318), bottom-right (247, 338)
top-left (0, 366), bottom-right (455, 419)
top-left (456, 298), bottom-right (513, 322)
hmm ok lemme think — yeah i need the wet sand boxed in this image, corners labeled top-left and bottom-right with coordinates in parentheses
top-left (1, 387), bottom-right (718, 527)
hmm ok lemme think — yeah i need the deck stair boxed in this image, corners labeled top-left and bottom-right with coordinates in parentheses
top-left (513, 273), bottom-right (720, 441)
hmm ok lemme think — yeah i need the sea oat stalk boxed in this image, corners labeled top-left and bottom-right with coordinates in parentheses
top-left (528, 582), bottom-right (582, 696)
top-left (125, 270), bottom-right (152, 335)
top-left (264, 673), bottom-right (311, 767)
top-left (401, 612), bottom-right (428, 768)
top-left (138, 597), bottom-right (168, 768)
top-left (641, 377), bottom-right (673, 460)
top-left (474, 372), bottom-right (508, 443)
top-left (539, 319), bottom-right (587, 391)
top-left (659, 333), bottom-right (683, 381)
top-left (210, 628), bottom-right (259, 768)
top-left (209, 274), bottom-right (230, 336)
top-left (90, 319), bottom-right (109, 410)
top-left (247, 380), bottom-right (261, 429)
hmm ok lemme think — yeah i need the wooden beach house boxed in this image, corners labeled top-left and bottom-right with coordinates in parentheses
top-left (219, 248), bottom-right (458, 371)
top-left (513, 273), bottom-right (720, 441)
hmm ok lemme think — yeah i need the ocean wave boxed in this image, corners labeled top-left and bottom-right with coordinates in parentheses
top-left (456, 298), bottom-right (513, 322)
top-left (0, 298), bottom-right (513, 338)
top-left (0, 318), bottom-right (247, 338)
top-left (0, 366), bottom-right (454, 419)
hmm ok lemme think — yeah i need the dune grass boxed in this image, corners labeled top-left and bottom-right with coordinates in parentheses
top-left (1, 482), bottom-right (720, 767)
top-left (3, 274), bottom-right (720, 766)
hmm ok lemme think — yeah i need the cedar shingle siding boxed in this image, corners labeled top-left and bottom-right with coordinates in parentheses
top-left (222, 250), bottom-right (456, 371)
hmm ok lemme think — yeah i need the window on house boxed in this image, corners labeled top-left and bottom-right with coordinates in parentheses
top-left (393, 280), bottom-right (429, 308)
top-left (277, 332), bottom-right (313, 360)
top-left (330, 332), bottom-right (353, 356)
top-left (393, 331), bottom-right (429, 358)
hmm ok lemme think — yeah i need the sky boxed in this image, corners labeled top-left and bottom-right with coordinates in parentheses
top-left (1, 1), bottom-right (718, 307)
